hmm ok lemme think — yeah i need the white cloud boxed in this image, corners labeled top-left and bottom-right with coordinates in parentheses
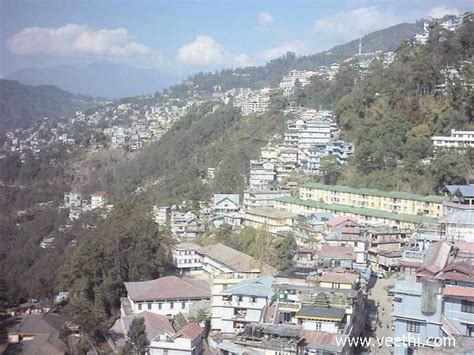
top-left (313, 6), bottom-right (402, 43)
top-left (428, 6), bottom-right (460, 19)
top-left (7, 24), bottom-right (155, 58)
top-left (259, 40), bottom-right (309, 62)
top-left (258, 12), bottom-right (274, 27)
top-left (176, 35), bottom-right (252, 67)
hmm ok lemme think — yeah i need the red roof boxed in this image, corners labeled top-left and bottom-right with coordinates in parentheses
top-left (173, 323), bottom-right (202, 341)
top-left (443, 285), bottom-right (474, 299)
top-left (326, 216), bottom-right (356, 228)
top-left (319, 245), bottom-right (355, 260)
top-left (125, 276), bottom-right (211, 302)
top-left (300, 329), bottom-right (340, 346)
top-left (454, 241), bottom-right (474, 256)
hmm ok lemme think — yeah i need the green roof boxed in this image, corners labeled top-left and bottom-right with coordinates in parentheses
top-left (275, 196), bottom-right (437, 225)
top-left (301, 182), bottom-right (447, 204)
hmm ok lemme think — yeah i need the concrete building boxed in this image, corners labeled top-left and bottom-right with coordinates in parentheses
top-left (248, 160), bottom-right (276, 190)
top-left (212, 194), bottom-right (240, 215)
top-left (121, 276), bottom-right (211, 317)
top-left (244, 207), bottom-right (297, 234)
top-left (170, 243), bottom-right (202, 275)
top-left (211, 276), bottom-right (274, 333)
top-left (242, 188), bottom-right (291, 210)
top-left (432, 129), bottom-right (474, 151)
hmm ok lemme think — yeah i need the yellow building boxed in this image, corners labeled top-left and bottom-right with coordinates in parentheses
top-left (244, 207), bottom-right (297, 234)
top-left (299, 182), bottom-right (446, 218)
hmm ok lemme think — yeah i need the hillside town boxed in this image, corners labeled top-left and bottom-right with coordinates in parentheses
top-left (2, 10), bottom-right (474, 355)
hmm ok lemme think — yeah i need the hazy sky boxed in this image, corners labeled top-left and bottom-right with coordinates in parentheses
top-left (1, 0), bottom-right (473, 77)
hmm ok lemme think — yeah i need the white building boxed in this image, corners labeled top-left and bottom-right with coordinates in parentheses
top-left (64, 192), bottom-right (82, 208)
top-left (279, 70), bottom-right (317, 97)
top-left (90, 191), bottom-right (107, 209)
top-left (432, 129), bottom-right (474, 151)
top-left (212, 194), bottom-right (240, 215)
top-left (242, 188), bottom-right (291, 210)
top-left (211, 276), bottom-right (275, 333)
top-left (248, 160), bottom-right (276, 190)
top-left (122, 276), bottom-right (211, 317)
top-left (170, 243), bottom-right (202, 274)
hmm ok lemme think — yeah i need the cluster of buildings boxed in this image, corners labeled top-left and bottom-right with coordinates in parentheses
top-left (414, 14), bottom-right (464, 45)
top-left (231, 86), bottom-right (272, 116)
top-left (116, 236), bottom-right (370, 354)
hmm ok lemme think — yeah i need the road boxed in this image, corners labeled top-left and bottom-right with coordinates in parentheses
top-left (366, 275), bottom-right (396, 355)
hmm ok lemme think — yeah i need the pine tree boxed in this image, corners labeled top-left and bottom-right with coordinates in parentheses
top-left (123, 317), bottom-right (149, 355)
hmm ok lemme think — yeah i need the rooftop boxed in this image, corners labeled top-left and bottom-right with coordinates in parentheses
top-left (296, 305), bottom-right (346, 321)
top-left (124, 276), bottom-right (211, 302)
top-left (319, 245), bottom-right (356, 260)
top-left (122, 311), bottom-right (175, 342)
top-left (443, 285), bottom-right (474, 299)
top-left (276, 196), bottom-right (438, 225)
top-left (198, 243), bottom-right (276, 274)
top-left (245, 207), bottom-right (297, 220)
top-left (319, 272), bottom-right (359, 284)
top-left (222, 276), bottom-right (275, 297)
top-left (301, 182), bottom-right (447, 204)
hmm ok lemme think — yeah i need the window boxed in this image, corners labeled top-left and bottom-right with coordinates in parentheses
top-left (170, 302), bottom-right (174, 309)
top-left (251, 297), bottom-right (257, 303)
top-left (238, 296), bottom-right (243, 302)
top-left (462, 300), bottom-right (474, 314)
top-left (332, 282), bottom-right (341, 289)
top-left (182, 302), bottom-right (186, 309)
top-left (406, 321), bottom-right (420, 333)
top-left (466, 324), bottom-right (474, 337)
top-left (158, 303), bottom-right (162, 310)
top-left (138, 303), bottom-right (142, 311)
top-left (163, 350), bottom-right (168, 355)
top-left (147, 303), bottom-right (152, 310)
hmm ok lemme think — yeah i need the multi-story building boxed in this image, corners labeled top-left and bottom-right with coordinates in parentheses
top-left (298, 182), bottom-right (446, 218)
top-left (248, 160), bottom-right (276, 190)
top-left (242, 188), bottom-right (291, 210)
top-left (170, 243), bottom-right (202, 275)
top-left (211, 276), bottom-right (274, 333)
top-left (244, 207), bottom-right (297, 234)
top-left (324, 227), bottom-right (368, 266)
top-left (432, 129), bottom-right (474, 151)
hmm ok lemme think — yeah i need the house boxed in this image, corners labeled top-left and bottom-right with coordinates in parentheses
top-left (170, 211), bottom-right (204, 238)
top-left (212, 194), bottom-right (240, 215)
top-left (90, 191), bottom-right (108, 209)
top-left (317, 245), bottom-right (356, 269)
top-left (367, 228), bottom-right (409, 271)
top-left (7, 313), bottom-right (68, 355)
top-left (324, 227), bottom-right (367, 266)
top-left (443, 185), bottom-right (474, 206)
top-left (121, 311), bottom-right (204, 355)
top-left (121, 276), bottom-right (211, 317)
top-left (211, 276), bottom-right (274, 333)
top-left (244, 207), bottom-right (297, 234)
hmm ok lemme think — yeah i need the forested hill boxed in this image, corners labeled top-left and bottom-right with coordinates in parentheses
top-left (0, 79), bottom-right (100, 133)
top-left (172, 21), bottom-right (423, 93)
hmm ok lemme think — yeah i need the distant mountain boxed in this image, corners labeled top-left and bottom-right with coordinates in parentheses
top-left (0, 79), bottom-right (99, 133)
top-left (6, 62), bottom-right (181, 99)
top-left (179, 21), bottom-right (424, 92)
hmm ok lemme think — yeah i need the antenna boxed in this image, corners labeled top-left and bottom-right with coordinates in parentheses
top-left (358, 38), bottom-right (362, 55)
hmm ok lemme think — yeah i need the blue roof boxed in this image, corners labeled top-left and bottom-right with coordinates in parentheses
top-left (222, 276), bottom-right (275, 297)
top-left (444, 185), bottom-right (474, 198)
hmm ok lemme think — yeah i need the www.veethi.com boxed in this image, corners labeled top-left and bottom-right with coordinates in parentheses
top-left (336, 335), bottom-right (456, 349)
